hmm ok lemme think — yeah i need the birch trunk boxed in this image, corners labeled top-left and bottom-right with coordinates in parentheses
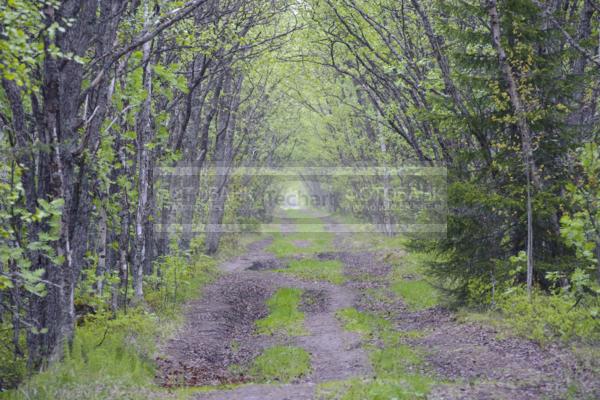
top-left (133, 5), bottom-right (155, 301)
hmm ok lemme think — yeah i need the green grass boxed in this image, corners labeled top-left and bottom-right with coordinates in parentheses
top-left (247, 346), bottom-right (311, 383)
top-left (266, 231), bottom-right (334, 257)
top-left (317, 376), bottom-right (432, 400)
top-left (332, 219), bottom-right (441, 312)
top-left (336, 308), bottom-right (393, 339)
top-left (384, 249), bottom-right (441, 311)
top-left (256, 288), bottom-right (306, 336)
top-left (331, 307), bottom-right (435, 399)
top-left (1, 311), bottom-right (160, 400)
top-left (317, 343), bottom-right (432, 400)
top-left (340, 233), bottom-right (408, 252)
top-left (277, 259), bottom-right (345, 284)
top-left (266, 209), bottom-right (334, 257)
top-left (330, 213), bottom-right (409, 251)
top-left (371, 345), bottom-right (423, 375)
top-left (392, 280), bottom-right (439, 310)
top-left (280, 212), bottom-right (327, 233)
top-left (0, 242), bottom-right (231, 400)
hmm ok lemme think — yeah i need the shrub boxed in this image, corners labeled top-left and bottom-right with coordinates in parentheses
top-left (498, 287), bottom-right (600, 344)
top-left (144, 254), bottom-right (217, 316)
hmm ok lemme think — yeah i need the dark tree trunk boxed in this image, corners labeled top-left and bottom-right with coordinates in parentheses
top-left (206, 72), bottom-right (243, 254)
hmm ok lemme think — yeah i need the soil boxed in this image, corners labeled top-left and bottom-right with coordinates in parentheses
top-left (292, 240), bottom-right (313, 248)
top-left (156, 219), bottom-right (599, 400)
top-left (155, 272), bottom-right (276, 387)
top-left (299, 289), bottom-right (328, 313)
top-left (247, 258), bottom-right (287, 271)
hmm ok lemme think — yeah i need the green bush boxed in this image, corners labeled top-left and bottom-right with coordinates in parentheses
top-left (498, 287), bottom-right (600, 344)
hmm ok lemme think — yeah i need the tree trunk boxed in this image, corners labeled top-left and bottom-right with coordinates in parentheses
top-left (132, 15), bottom-right (154, 301)
top-left (205, 72), bottom-right (243, 254)
top-left (96, 206), bottom-right (108, 296)
top-left (180, 77), bottom-right (222, 250)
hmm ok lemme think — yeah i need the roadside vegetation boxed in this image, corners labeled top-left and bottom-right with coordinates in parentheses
top-left (2, 253), bottom-right (219, 400)
top-left (0, 234), bottom-right (270, 399)
top-left (386, 242), bottom-right (599, 345)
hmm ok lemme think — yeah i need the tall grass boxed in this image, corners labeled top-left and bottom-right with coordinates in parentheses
top-left (2, 253), bottom-right (219, 400)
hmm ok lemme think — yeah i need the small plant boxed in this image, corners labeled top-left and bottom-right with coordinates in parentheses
top-left (144, 254), bottom-right (217, 316)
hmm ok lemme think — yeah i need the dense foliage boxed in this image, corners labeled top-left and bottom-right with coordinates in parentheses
top-left (0, 0), bottom-right (297, 386)
top-left (0, 0), bottom-right (599, 391)
top-left (290, 0), bottom-right (600, 312)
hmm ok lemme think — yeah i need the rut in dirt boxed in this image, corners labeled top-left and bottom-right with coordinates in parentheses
top-left (155, 236), bottom-right (372, 391)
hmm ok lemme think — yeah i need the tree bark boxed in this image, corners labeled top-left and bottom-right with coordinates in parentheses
top-left (133, 9), bottom-right (155, 301)
top-left (205, 71), bottom-right (243, 254)
top-left (96, 206), bottom-right (108, 296)
top-left (180, 76), bottom-right (222, 250)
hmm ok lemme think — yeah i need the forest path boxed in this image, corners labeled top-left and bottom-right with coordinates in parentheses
top-left (157, 212), bottom-right (599, 400)
top-left (156, 215), bottom-right (373, 399)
